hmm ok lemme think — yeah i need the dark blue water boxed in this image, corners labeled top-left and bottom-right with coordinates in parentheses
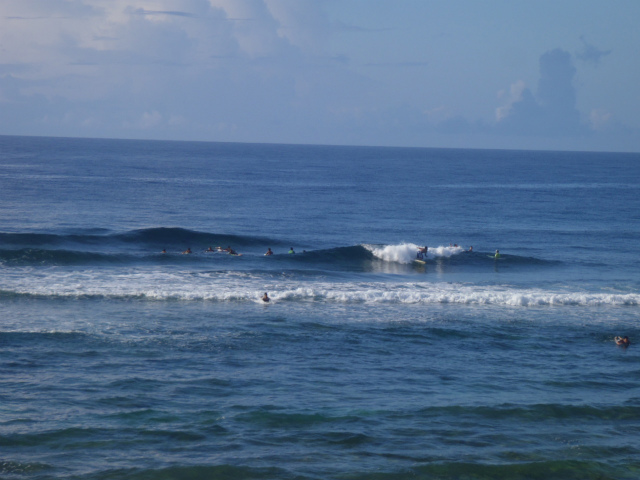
top-left (1, 135), bottom-right (639, 479)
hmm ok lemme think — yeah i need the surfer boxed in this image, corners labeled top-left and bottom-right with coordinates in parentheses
top-left (206, 246), bottom-right (215, 252)
top-left (417, 246), bottom-right (428, 260)
top-left (262, 292), bottom-right (270, 303)
top-left (288, 247), bottom-right (295, 254)
top-left (182, 247), bottom-right (192, 254)
top-left (265, 248), bottom-right (273, 256)
top-left (222, 245), bottom-right (238, 254)
top-left (615, 336), bottom-right (631, 347)
top-left (494, 249), bottom-right (500, 259)
top-left (161, 249), bottom-right (167, 254)
top-left (468, 246), bottom-right (473, 252)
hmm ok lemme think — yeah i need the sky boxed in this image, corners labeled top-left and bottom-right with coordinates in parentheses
top-left (1, 0), bottom-right (639, 152)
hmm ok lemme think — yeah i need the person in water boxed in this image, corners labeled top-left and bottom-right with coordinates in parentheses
top-left (288, 247), bottom-right (295, 254)
top-left (228, 247), bottom-right (238, 255)
top-left (206, 246), bottom-right (215, 252)
top-left (494, 249), bottom-right (500, 258)
top-left (262, 292), bottom-right (270, 302)
top-left (265, 248), bottom-right (273, 256)
top-left (161, 249), bottom-right (167, 254)
top-left (417, 246), bottom-right (428, 260)
top-left (615, 336), bottom-right (631, 347)
top-left (468, 246), bottom-right (473, 252)
top-left (182, 247), bottom-right (192, 254)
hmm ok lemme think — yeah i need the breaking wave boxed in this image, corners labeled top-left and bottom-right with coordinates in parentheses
top-left (0, 228), bottom-right (556, 270)
top-left (1, 273), bottom-right (637, 307)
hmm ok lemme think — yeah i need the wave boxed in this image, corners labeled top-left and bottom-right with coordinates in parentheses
top-left (366, 243), bottom-right (466, 264)
top-left (0, 227), bottom-right (283, 250)
top-left (0, 245), bottom-right (372, 268)
top-left (0, 460), bottom-right (624, 480)
top-left (0, 230), bottom-right (556, 270)
top-left (364, 243), bottom-right (557, 267)
top-left (0, 248), bottom-right (131, 266)
top-left (1, 278), bottom-right (638, 307)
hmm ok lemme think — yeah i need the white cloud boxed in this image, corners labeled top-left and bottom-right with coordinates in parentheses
top-left (139, 110), bottom-right (162, 128)
top-left (207, 0), bottom-right (292, 57)
top-left (0, 2), bottom-right (638, 151)
top-left (121, 110), bottom-right (167, 130)
top-left (495, 80), bottom-right (526, 121)
top-left (264, 0), bottom-right (330, 54)
top-left (589, 109), bottom-right (612, 131)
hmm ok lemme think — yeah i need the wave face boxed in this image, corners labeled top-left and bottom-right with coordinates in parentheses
top-left (0, 227), bottom-right (282, 250)
top-left (0, 229), bottom-right (557, 271)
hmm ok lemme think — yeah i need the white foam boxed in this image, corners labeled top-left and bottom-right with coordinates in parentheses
top-left (364, 243), bottom-right (465, 264)
top-left (1, 269), bottom-right (638, 307)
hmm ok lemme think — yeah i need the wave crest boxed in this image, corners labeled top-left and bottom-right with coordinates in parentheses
top-left (0, 227), bottom-right (282, 250)
top-left (365, 243), bottom-right (465, 264)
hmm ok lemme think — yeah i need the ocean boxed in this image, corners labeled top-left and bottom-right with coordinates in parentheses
top-left (1, 135), bottom-right (639, 479)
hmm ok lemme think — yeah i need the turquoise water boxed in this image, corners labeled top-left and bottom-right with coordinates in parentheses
top-left (1, 136), bottom-right (639, 479)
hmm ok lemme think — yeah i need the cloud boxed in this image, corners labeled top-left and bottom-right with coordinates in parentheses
top-left (495, 80), bottom-right (527, 121)
top-left (576, 36), bottom-right (612, 66)
top-left (0, 2), bottom-right (636, 151)
top-left (589, 109), bottom-right (612, 131)
top-left (496, 48), bottom-right (582, 136)
top-left (365, 61), bottom-right (429, 68)
top-left (125, 110), bottom-right (163, 129)
top-left (264, 0), bottom-right (331, 55)
top-left (0, 0), bottom-right (355, 141)
top-left (127, 8), bottom-right (197, 18)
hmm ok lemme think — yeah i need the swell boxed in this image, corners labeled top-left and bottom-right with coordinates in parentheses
top-left (0, 248), bottom-right (133, 266)
top-left (233, 404), bottom-right (640, 427)
top-left (0, 461), bottom-right (628, 480)
top-left (0, 227), bottom-right (283, 250)
top-left (0, 229), bottom-right (559, 270)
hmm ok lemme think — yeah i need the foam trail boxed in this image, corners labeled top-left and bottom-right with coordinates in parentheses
top-left (365, 243), bottom-right (465, 264)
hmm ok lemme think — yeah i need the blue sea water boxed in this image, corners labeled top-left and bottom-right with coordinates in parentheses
top-left (1, 135), bottom-right (640, 479)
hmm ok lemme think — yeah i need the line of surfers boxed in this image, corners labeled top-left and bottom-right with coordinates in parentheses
top-left (160, 246), bottom-right (297, 256)
top-left (163, 245), bottom-right (502, 259)
top-left (415, 245), bottom-right (501, 260)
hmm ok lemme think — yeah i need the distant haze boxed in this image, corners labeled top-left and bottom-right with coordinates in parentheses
top-left (1, 0), bottom-right (638, 152)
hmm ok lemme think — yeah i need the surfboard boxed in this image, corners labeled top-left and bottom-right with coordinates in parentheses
top-left (413, 259), bottom-right (426, 264)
